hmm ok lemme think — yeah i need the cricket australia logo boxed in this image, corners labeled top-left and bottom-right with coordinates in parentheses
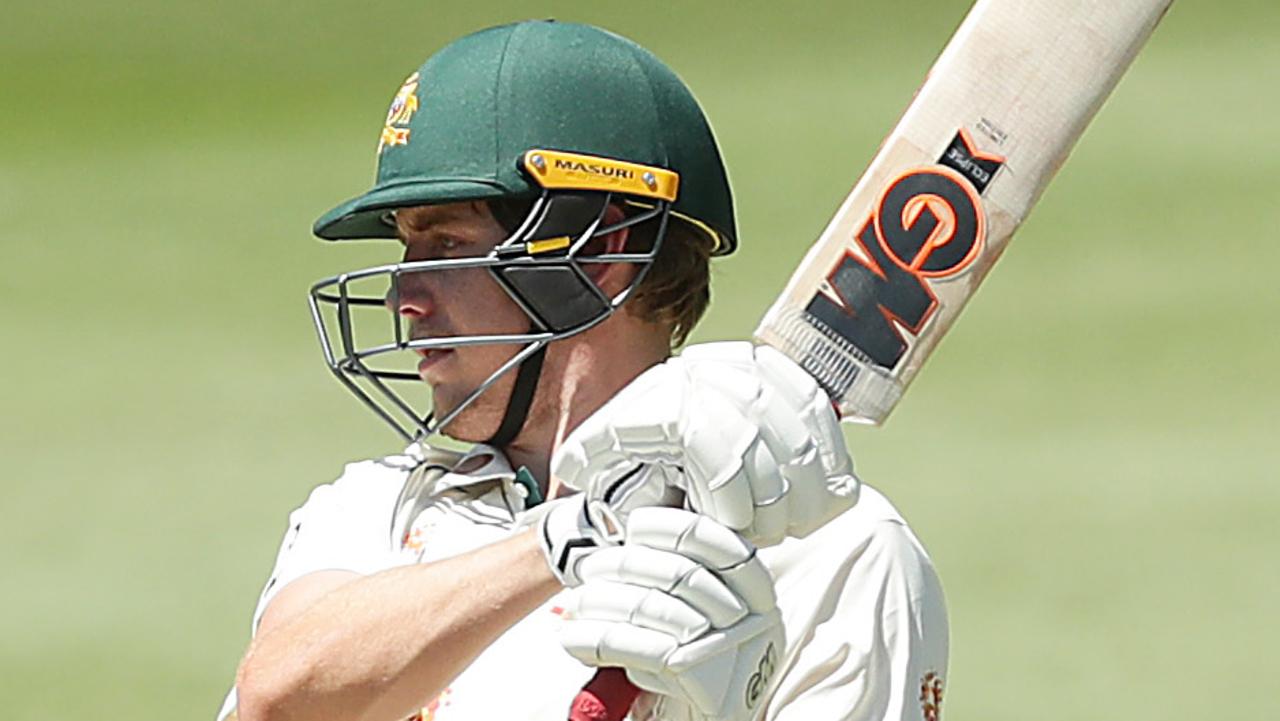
top-left (378, 71), bottom-right (420, 154)
top-left (806, 128), bottom-right (1004, 373)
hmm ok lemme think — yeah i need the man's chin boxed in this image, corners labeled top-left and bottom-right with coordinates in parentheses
top-left (432, 395), bottom-right (499, 444)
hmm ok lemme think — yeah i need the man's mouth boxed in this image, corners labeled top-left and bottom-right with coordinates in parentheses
top-left (414, 347), bottom-right (454, 375)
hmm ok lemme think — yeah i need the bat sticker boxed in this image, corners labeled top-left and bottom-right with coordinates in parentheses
top-left (804, 129), bottom-right (1005, 373)
top-left (938, 128), bottom-right (1004, 193)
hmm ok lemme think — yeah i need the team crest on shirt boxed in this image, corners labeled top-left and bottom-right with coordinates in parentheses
top-left (920, 671), bottom-right (944, 721)
top-left (378, 71), bottom-right (420, 154)
top-left (402, 525), bottom-right (428, 552)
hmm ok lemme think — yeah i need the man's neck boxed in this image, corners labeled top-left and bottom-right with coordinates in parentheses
top-left (501, 322), bottom-right (670, 496)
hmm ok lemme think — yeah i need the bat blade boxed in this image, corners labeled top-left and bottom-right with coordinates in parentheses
top-left (755, 0), bottom-right (1173, 424)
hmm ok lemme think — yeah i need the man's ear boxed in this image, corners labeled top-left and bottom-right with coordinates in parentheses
top-left (581, 204), bottom-right (635, 294)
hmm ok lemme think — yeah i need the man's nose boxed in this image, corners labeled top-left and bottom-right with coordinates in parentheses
top-left (386, 270), bottom-right (433, 318)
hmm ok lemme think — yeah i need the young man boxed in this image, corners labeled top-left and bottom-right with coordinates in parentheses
top-left (221, 20), bottom-right (947, 721)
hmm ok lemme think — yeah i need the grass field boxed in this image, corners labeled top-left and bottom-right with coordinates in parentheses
top-left (3, 1), bottom-right (1277, 719)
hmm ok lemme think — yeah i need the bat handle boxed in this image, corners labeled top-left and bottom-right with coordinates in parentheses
top-left (568, 667), bottom-right (641, 721)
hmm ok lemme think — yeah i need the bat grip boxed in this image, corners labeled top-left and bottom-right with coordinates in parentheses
top-left (568, 667), bottom-right (641, 721)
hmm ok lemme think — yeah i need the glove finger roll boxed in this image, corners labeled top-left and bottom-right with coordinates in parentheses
top-left (578, 546), bottom-right (749, 628)
top-left (552, 440), bottom-right (629, 493)
top-left (755, 343), bottom-right (855, 476)
top-left (624, 508), bottom-right (774, 615)
top-left (553, 363), bottom-right (685, 488)
top-left (681, 393), bottom-right (757, 530)
top-left (568, 580), bottom-right (711, 644)
top-left (748, 492), bottom-right (789, 548)
top-left (577, 545), bottom-right (693, 590)
top-left (778, 450), bottom-right (847, 537)
top-left (715, 556), bottom-right (778, 613)
top-left (627, 508), bottom-right (754, 569)
top-left (734, 437), bottom-right (787, 535)
top-left (561, 619), bottom-right (679, 672)
top-left (663, 610), bottom-right (782, 672)
top-left (751, 382), bottom-right (812, 457)
top-left (799, 389), bottom-right (854, 479)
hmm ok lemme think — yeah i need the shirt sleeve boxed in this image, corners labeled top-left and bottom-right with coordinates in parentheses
top-left (214, 459), bottom-right (411, 720)
top-left (246, 458), bottom-right (410, 630)
top-left (770, 519), bottom-right (949, 721)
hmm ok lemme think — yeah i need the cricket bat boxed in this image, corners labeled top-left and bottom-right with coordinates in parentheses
top-left (574, 0), bottom-right (1173, 718)
top-left (755, 0), bottom-right (1173, 425)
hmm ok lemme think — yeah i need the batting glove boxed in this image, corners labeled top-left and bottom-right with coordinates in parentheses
top-left (560, 507), bottom-right (784, 721)
top-left (553, 341), bottom-right (860, 547)
top-left (526, 465), bottom-right (683, 586)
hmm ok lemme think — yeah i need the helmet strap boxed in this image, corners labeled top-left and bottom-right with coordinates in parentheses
top-left (484, 342), bottom-right (547, 448)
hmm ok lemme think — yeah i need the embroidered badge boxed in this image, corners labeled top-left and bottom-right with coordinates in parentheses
top-left (378, 71), bottom-right (420, 154)
top-left (920, 671), bottom-right (944, 721)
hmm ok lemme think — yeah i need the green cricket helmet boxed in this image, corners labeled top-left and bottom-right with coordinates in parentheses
top-left (314, 19), bottom-right (736, 254)
top-left (308, 20), bottom-right (738, 444)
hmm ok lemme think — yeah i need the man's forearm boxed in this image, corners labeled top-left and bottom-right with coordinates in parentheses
top-left (235, 529), bottom-right (560, 721)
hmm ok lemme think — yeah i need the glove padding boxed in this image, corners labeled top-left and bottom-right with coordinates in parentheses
top-left (561, 508), bottom-right (784, 721)
top-left (553, 341), bottom-right (860, 547)
top-left (527, 465), bottom-right (683, 586)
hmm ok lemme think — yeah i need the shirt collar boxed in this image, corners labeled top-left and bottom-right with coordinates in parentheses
top-left (403, 441), bottom-right (515, 489)
top-left (404, 441), bottom-right (551, 515)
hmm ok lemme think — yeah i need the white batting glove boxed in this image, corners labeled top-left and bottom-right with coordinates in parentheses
top-left (525, 465), bottom-right (683, 586)
top-left (553, 341), bottom-right (860, 546)
top-left (561, 507), bottom-right (784, 721)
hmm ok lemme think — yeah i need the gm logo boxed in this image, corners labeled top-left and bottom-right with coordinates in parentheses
top-left (745, 642), bottom-right (778, 709)
top-left (806, 130), bottom-right (1004, 373)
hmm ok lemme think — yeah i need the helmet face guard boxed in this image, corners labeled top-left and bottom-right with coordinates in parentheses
top-left (308, 150), bottom-right (675, 442)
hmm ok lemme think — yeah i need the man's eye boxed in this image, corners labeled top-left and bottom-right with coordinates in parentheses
top-left (439, 237), bottom-right (460, 251)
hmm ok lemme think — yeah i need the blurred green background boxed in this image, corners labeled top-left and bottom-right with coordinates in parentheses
top-left (2, 0), bottom-right (1276, 719)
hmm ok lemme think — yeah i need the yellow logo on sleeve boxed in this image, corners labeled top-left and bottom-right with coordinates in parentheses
top-left (378, 72), bottom-right (420, 154)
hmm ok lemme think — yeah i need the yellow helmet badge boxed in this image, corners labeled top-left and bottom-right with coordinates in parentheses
top-left (378, 72), bottom-right (420, 154)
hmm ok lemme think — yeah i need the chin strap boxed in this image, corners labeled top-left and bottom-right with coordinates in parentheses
top-left (485, 343), bottom-right (548, 448)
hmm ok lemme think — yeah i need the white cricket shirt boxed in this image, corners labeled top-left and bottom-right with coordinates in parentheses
top-left (218, 445), bottom-right (948, 721)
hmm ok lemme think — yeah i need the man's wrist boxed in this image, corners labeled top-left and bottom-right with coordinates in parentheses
top-left (535, 495), bottom-right (606, 586)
